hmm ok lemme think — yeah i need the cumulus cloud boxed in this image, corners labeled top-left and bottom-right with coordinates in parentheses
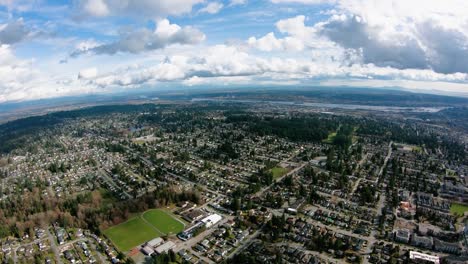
top-left (0, 19), bottom-right (30, 45)
top-left (248, 32), bottom-right (304, 52)
top-left (69, 39), bottom-right (101, 58)
top-left (247, 15), bottom-right (338, 53)
top-left (268, 0), bottom-right (468, 74)
top-left (1, 0), bottom-right (467, 103)
top-left (319, 15), bottom-right (429, 70)
top-left (230, 0), bottom-right (247, 6)
top-left (317, 14), bottom-right (468, 74)
top-left (77, 44), bottom-right (467, 91)
top-left (84, 45), bottom-right (260, 87)
top-left (72, 19), bottom-right (205, 56)
top-left (0, 45), bottom-right (37, 101)
top-left (81, 0), bottom-right (109, 17)
top-left (0, 44), bottom-right (98, 103)
top-left (416, 21), bottom-right (468, 74)
top-left (247, 16), bottom-right (311, 52)
top-left (199, 2), bottom-right (224, 14)
top-left (78, 67), bottom-right (98, 79)
top-left (1, 40), bottom-right (467, 103)
top-left (76, 0), bottom-right (204, 19)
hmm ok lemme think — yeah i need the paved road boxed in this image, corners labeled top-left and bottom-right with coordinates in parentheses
top-left (97, 168), bottom-right (132, 199)
top-left (130, 142), bottom-right (400, 264)
top-left (253, 162), bottom-right (307, 198)
top-left (363, 142), bottom-right (393, 263)
top-left (46, 229), bottom-right (63, 264)
top-left (276, 242), bottom-right (341, 264)
top-left (174, 215), bottom-right (234, 264)
top-left (350, 152), bottom-right (369, 196)
top-left (376, 141), bottom-right (393, 182)
top-left (226, 228), bottom-right (262, 259)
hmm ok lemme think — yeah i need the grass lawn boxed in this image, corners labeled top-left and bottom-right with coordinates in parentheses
top-left (412, 146), bottom-right (423, 152)
top-left (270, 167), bottom-right (289, 179)
top-left (142, 209), bottom-right (185, 235)
top-left (450, 203), bottom-right (468, 216)
top-left (322, 132), bottom-right (337, 144)
top-left (103, 217), bottom-right (162, 252)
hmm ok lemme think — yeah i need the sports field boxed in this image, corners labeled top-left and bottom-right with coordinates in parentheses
top-left (450, 203), bottom-right (468, 216)
top-left (103, 217), bottom-right (161, 251)
top-left (103, 209), bottom-right (185, 252)
top-left (270, 167), bottom-right (289, 179)
top-left (322, 132), bottom-right (337, 144)
top-left (142, 209), bottom-right (185, 235)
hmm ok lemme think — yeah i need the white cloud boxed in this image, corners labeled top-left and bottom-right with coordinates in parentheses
top-left (78, 67), bottom-right (98, 79)
top-left (81, 0), bottom-right (109, 17)
top-left (0, 19), bottom-right (30, 45)
top-left (72, 19), bottom-right (205, 56)
top-left (0, 0), bottom-right (11, 4)
top-left (229, 0), bottom-right (247, 6)
top-left (247, 15), bottom-right (335, 53)
top-left (0, 44), bottom-right (99, 103)
top-left (0, 44), bottom-right (38, 102)
top-left (269, 0), bottom-right (468, 74)
top-left (76, 0), bottom-right (205, 19)
top-left (276, 15), bottom-right (311, 38)
top-left (247, 32), bottom-right (304, 52)
top-left (69, 39), bottom-right (100, 58)
top-left (1, 40), bottom-right (467, 103)
top-left (78, 44), bottom-right (467, 92)
top-left (1, 0), bottom-right (468, 102)
top-left (183, 75), bottom-right (251, 86)
top-left (0, 0), bottom-right (38, 12)
top-left (199, 2), bottom-right (224, 14)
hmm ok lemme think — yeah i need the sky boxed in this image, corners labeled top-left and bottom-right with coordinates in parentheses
top-left (0, 0), bottom-right (468, 103)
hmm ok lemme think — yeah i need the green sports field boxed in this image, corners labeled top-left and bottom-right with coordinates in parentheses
top-left (450, 203), bottom-right (468, 216)
top-left (103, 209), bottom-right (185, 252)
top-left (270, 167), bottom-right (289, 179)
top-left (322, 132), bottom-right (337, 144)
top-left (142, 209), bottom-right (185, 235)
top-left (103, 217), bottom-right (162, 251)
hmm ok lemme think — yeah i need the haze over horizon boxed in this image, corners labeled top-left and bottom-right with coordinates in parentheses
top-left (1, 0), bottom-right (468, 104)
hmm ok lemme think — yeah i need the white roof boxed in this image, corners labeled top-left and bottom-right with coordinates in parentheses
top-left (155, 241), bottom-right (175, 254)
top-left (142, 246), bottom-right (154, 255)
top-left (409, 251), bottom-right (439, 264)
top-left (201, 214), bottom-right (222, 225)
top-left (147, 237), bottom-right (164, 247)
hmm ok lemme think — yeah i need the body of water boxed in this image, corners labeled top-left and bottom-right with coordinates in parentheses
top-left (192, 98), bottom-right (446, 113)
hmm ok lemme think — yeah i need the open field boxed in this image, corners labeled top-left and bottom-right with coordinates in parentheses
top-left (103, 217), bottom-right (162, 252)
top-left (103, 209), bottom-right (184, 251)
top-left (142, 209), bottom-right (185, 235)
top-left (270, 167), bottom-right (289, 179)
top-left (322, 132), bottom-right (337, 144)
top-left (450, 203), bottom-right (468, 216)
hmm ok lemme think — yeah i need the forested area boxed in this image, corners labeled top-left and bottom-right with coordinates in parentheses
top-left (225, 114), bottom-right (339, 142)
top-left (0, 186), bottom-right (201, 238)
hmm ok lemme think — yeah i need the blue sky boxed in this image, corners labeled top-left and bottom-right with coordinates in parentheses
top-left (0, 0), bottom-right (467, 103)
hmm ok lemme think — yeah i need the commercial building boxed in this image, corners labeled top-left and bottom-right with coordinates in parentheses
top-left (409, 251), bottom-right (439, 264)
top-left (201, 214), bottom-right (222, 228)
top-left (147, 237), bottom-right (164, 248)
top-left (155, 241), bottom-right (176, 254)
